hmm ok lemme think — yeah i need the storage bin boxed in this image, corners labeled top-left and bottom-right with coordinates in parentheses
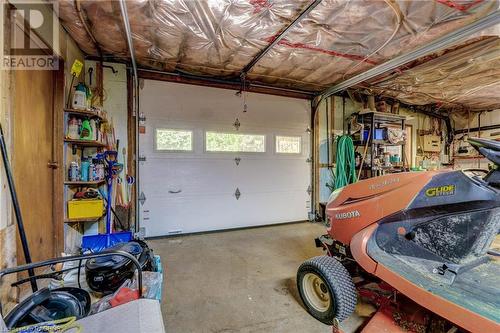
top-left (68, 199), bottom-right (104, 219)
top-left (363, 128), bottom-right (385, 141)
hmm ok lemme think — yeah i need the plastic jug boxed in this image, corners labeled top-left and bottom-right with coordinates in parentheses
top-left (73, 82), bottom-right (87, 110)
top-left (80, 119), bottom-right (93, 140)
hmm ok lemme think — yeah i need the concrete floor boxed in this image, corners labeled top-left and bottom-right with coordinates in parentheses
top-left (150, 222), bottom-right (362, 333)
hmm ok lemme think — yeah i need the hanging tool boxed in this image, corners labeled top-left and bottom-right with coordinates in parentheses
top-left (66, 60), bottom-right (84, 108)
top-left (358, 130), bottom-right (371, 180)
top-left (122, 147), bottom-right (128, 203)
top-left (88, 67), bottom-right (94, 86)
top-left (0, 122), bottom-right (37, 292)
top-left (82, 151), bottom-right (132, 252)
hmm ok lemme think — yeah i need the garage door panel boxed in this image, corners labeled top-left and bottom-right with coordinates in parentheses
top-left (143, 190), bottom-right (309, 237)
top-left (141, 158), bottom-right (309, 196)
top-left (236, 163), bottom-right (309, 192)
top-left (140, 159), bottom-right (239, 196)
top-left (140, 80), bottom-right (311, 236)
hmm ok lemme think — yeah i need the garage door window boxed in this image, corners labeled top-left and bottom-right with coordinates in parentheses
top-left (206, 131), bottom-right (265, 152)
top-left (156, 129), bottom-right (193, 151)
top-left (276, 135), bottom-right (301, 154)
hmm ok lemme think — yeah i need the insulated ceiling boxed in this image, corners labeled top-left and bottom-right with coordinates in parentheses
top-left (56, 0), bottom-right (500, 110)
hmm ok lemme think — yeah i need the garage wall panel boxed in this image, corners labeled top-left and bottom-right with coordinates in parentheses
top-left (139, 80), bottom-right (311, 237)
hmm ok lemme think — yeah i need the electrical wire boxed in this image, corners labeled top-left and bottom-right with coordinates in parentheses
top-left (334, 135), bottom-right (357, 189)
top-left (342, 0), bottom-right (403, 79)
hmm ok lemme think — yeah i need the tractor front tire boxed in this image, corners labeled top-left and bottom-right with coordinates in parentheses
top-left (297, 256), bottom-right (357, 325)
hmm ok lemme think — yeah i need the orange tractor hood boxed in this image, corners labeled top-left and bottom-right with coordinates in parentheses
top-left (326, 172), bottom-right (438, 245)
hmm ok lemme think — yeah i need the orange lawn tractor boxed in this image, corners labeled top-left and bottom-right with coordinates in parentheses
top-left (297, 137), bottom-right (500, 333)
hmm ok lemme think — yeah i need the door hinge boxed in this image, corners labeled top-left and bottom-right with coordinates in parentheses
top-left (307, 185), bottom-right (312, 195)
top-left (138, 155), bottom-right (146, 162)
top-left (135, 227), bottom-right (146, 240)
top-left (138, 191), bottom-right (146, 205)
top-left (47, 161), bottom-right (59, 169)
top-left (233, 118), bottom-right (241, 131)
top-left (234, 188), bottom-right (241, 200)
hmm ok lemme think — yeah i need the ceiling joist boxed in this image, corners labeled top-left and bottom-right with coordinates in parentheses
top-left (240, 0), bottom-right (323, 77)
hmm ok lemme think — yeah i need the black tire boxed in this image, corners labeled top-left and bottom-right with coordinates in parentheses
top-left (297, 256), bottom-right (357, 325)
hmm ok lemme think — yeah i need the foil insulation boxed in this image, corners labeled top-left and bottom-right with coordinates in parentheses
top-left (56, 0), bottom-right (499, 110)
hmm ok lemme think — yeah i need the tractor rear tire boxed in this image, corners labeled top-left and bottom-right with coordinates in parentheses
top-left (297, 256), bottom-right (357, 325)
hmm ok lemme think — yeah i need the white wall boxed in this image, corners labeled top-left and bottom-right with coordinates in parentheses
top-left (103, 63), bottom-right (128, 173)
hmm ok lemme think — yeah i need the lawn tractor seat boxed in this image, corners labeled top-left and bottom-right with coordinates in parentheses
top-left (468, 137), bottom-right (500, 165)
top-left (468, 137), bottom-right (500, 186)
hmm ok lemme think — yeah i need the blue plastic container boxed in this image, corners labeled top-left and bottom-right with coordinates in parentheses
top-left (363, 129), bottom-right (385, 141)
top-left (81, 231), bottom-right (132, 253)
top-left (80, 160), bottom-right (90, 181)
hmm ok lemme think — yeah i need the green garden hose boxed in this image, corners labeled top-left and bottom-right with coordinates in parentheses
top-left (334, 135), bottom-right (357, 189)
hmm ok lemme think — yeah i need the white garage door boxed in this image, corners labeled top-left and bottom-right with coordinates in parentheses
top-left (139, 80), bottom-right (311, 237)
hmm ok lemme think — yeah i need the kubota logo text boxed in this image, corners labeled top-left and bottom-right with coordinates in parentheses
top-left (335, 210), bottom-right (360, 220)
top-left (425, 185), bottom-right (455, 197)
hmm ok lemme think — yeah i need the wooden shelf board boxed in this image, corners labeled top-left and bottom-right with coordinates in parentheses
top-left (354, 140), bottom-right (405, 146)
top-left (357, 111), bottom-right (406, 122)
top-left (64, 139), bottom-right (106, 147)
top-left (64, 217), bottom-right (102, 223)
top-left (64, 180), bottom-right (105, 186)
top-left (64, 108), bottom-right (107, 122)
top-left (452, 156), bottom-right (485, 160)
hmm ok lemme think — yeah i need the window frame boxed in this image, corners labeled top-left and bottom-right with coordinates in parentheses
top-left (154, 127), bottom-right (194, 152)
top-left (204, 130), bottom-right (267, 153)
top-left (275, 135), bottom-right (302, 154)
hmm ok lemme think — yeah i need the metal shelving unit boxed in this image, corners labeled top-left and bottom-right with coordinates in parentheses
top-left (352, 112), bottom-right (407, 178)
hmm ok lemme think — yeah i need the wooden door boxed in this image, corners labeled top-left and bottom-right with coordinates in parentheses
top-left (13, 69), bottom-right (58, 263)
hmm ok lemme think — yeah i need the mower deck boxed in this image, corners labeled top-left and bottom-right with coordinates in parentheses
top-left (368, 236), bottom-right (500, 325)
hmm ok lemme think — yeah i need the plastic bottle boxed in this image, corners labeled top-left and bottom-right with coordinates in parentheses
top-left (67, 117), bottom-right (79, 139)
top-left (88, 160), bottom-right (95, 181)
top-left (81, 159), bottom-right (90, 181)
top-left (80, 119), bottom-right (93, 140)
top-left (90, 119), bottom-right (97, 141)
top-left (69, 161), bottom-right (79, 181)
top-left (97, 161), bottom-right (104, 180)
top-left (78, 119), bottom-right (82, 136)
top-left (73, 83), bottom-right (87, 110)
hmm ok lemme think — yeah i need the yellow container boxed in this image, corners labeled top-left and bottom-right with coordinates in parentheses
top-left (67, 199), bottom-right (104, 219)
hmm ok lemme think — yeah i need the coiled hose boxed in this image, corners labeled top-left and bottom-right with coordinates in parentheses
top-left (334, 135), bottom-right (357, 189)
